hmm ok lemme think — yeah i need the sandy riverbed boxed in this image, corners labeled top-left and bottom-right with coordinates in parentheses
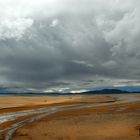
top-left (0, 94), bottom-right (140, 140)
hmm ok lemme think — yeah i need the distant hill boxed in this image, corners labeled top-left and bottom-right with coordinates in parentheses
top-left (83, 89), bottom-right (129, 94)
top-left (90, 86), bottom-right (140, 93)
top-left (0, 86), bottom-right (140, 95)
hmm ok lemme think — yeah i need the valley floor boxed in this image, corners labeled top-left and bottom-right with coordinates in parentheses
top-left (0, 94), bottom-right (140, 140)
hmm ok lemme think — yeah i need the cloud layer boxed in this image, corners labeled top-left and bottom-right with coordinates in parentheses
top-left (0, 0), bottom-right (140, 92)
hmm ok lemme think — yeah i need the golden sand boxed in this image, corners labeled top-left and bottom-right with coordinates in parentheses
top-left (0, 94), bottom-right (139, 140)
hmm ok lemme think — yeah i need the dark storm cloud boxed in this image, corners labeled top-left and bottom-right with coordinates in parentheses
top-left (0, 0), bottom-right (140, 92)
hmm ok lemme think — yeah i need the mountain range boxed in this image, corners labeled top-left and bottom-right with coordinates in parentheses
top-left (0, 86), bottom-right (140, 95)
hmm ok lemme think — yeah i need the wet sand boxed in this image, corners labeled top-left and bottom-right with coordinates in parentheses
top-left (0, 94), bottom-right (140, 140)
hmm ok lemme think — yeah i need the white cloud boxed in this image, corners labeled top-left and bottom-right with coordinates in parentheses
top-left (102, 60), bottom-right (117, 68)
top-left (0, 18), bottom-right (33, 40)
top-left (50, 19), bottom-right (59, 27)
top-left (44, 87), bottom-right (70, 93)
top-left (70, 89), bottom-right (88, 94)
top-left (72, 60), bottom-right (94, 68)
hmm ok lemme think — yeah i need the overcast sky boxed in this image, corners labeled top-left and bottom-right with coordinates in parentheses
top-left (0, 0), bottom-right (140, 93)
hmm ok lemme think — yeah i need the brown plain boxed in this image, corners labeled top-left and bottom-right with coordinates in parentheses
top-left (0, 94), bottom-right (139, 140)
